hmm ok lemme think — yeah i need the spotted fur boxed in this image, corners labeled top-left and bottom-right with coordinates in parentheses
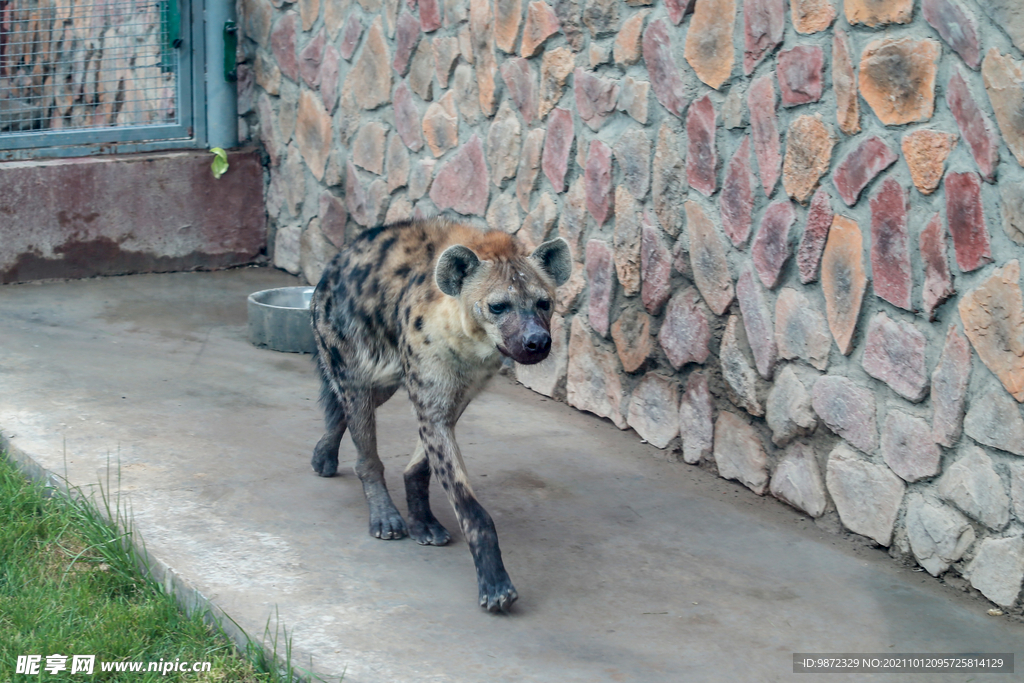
top-left (310, 217), bottom-right (571, 612)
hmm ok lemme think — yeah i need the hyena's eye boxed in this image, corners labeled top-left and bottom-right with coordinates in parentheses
top-left (489, 302), bottom-right (510, 315)
top-left (536, 299), bottom-right (551, 311)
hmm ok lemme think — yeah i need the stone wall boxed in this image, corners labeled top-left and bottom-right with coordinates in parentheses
top-left (236, 0), bottom-right (1024, 610)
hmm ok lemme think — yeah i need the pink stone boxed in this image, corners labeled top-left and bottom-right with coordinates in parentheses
top-left (737, 268), bottom-right (777, 379)
top-left (299, 31), bottom-right (326, 89)
top-left (613, 127), bottom-right (651, 200)
top-left (686, 201), bottom-right (735, 315)
top-left (721, 136), bottom-right (754, 247)
top-left (553, 0), bottom-right (584, 50)
top-left (429, 135), bottom-right (490, 215)
top-left (881, 410), bottom-right (942, 483)
top-left (574, 68), bottom-right (620, 131)
top-left (869, 177), bottom-right (912, 310)
top-left (542, 108), bottom-right (574, 192)
top-left (319, 45), bottom-right (341, 112)
top-left (923, 0), bottom-right (980, 70)
top-left (812, 376), bottom-right (878, 452)
top-left (641, 213), bottom-right (672, 315)
top-left (340, 15), bottom-right (364, 60)
top-left (752, 200), bottom-right (795, 289)
top-left (319, 192), bottom-right (348, 248)
top-left (642, 18), bottom-right (689, 118)
top-left (796, 186), bottom-right (833, 284)
top-left (777, 45), bottom-right (824, 106)
top-left (686, 95), bottom-right (717, 198)
top-left (666, 0), bottom-right (695, 25)
top-left (501, 58), bottom-right (538, 124)
top-left (862, 312), bottom-right (929, 402)
top-left (393, 81), bottom-right (424, 151)
top-left (921, 213), bottom-right (954, 320)
top-left (659, 287), bottom-right (712, 368)
top-left (678, 371), bottom-right (713, 464)
top-left (945, 171), bottom-right (992, 273)
top-left (585, 239), bottom-right (616, 336)
top-left (420, 0), bottom-right (442, 30)
top-left (832, 136), bottom-right (898, 206)
top-left (947, 68), bottom-right (1000, 182)
top-left (743, 0), bottom-right (784, 75)
top-left (748, 76), bottom-right (781, 197)
top-left (585, 140), bottom-right (614, 226)
top-left (394, 12), bottom-right (421, 75)
top-left (931, 325), bottom-right (972, 447)
top-left (271, 13), bottom-right (299, 82)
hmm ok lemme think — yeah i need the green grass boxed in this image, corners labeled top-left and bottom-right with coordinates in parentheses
top-left (0, 450), bottom-right (321, 682)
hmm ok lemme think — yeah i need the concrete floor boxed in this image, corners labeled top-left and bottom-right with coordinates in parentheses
top-left (1, 268), bottom-right (1021, 683)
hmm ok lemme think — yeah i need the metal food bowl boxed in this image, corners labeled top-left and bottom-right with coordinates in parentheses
top-left (247, 286), bottom-right (316, 353)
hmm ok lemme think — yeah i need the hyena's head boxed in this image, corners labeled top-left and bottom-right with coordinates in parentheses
top-left (435, 234), bottom-right (572, 365)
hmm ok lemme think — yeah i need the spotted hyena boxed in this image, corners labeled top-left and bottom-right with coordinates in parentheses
top-left (309, 217), bottom-right (571, 612)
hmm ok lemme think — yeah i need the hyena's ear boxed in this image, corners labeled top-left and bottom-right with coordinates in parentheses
top-left (529, 238), bottom-right (572, 286)
top-left (435, 244), bottom-right (481, 296)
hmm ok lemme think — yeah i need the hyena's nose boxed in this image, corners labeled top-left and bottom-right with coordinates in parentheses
top-left (524, 330), bottom-right (551, 354)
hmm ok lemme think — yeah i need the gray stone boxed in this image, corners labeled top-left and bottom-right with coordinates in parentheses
top-left (1002, 179), bottom-right (1024, 246)
top-left (775, 288), bottom-right (830, 371)
top-left (1013, 462), bottom-right (1024, 522)
top-left (811, 376), bottom-right (878, 453)
top-left (274, 224), bottom-right (302, 274)
top-left (937, 444), bottom-right (1011, 530)
top-left (723, 85), bottom-right (746, 129)
top-left (659, 287), bottom-right (711, 369)
top-left (566, 315), bottom-right (627, 429)
top-left (905, 493), bottom-right (975, 577)
top-left (516, 314), bottom-right (569, 399)
top-left (300, 218), bottom-right (339, 285)
top-left (679, 372), bottom-right (714, 464)
top-left (978, 1), bottom-right (1024, 55)
top-left (861, 312), bottom-right (929, 403)
top-left (966, 536), bottom-right (1024, 608)
top-left (485, 192), bottom-right (521, 233)
top-left (765, 365), bottom-right (817, 446)
top-left (721, 314), bottom-right (763, 417)
top-left (931, 325), bottom-right (972, 447)
top-left (736, 268), bottom-right (777, 380)
top-left (963, 389), bottom-right (1024, 456)
top-left (770, 442), bottom-right (827, 517)
top-left (627, 373), bottom-right (680, 448)
top-left (826, 443), bottom-right (905, 546)
top-left (714, 411), bottom-right (769, 495)
top-left (880, 410), bottom-right (941, 483)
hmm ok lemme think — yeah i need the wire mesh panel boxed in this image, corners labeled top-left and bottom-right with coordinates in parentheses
top-left (0, 0), bottom-right (196, 152)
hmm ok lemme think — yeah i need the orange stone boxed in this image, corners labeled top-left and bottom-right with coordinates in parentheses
top-left (295, 89), bottom-right (332, 180)
top-left (422, 91), bottom-right (459, 157)
top-left (494, 0), bottom-right (522, 52)
top-left (959, 260), bottom-right (1024, 402)
top-left (902, 130), bottom-right (957, 195)
top-left (539, 46), bottom-right (575, 119)
top-left (791, 0), bottom-right (835, 33)
top-left (611, 306), bottom-right (653, 373)
top-left (845, 0), bottom-right (912, 27)
top-left (521, 1), bottom-right (561, 57)
top-left (859, 37), bottom-right (940, 126)
top-left (685, 0), bottom-right (736, 90)
top-left (821, 215), bottom-right (867, 355)
top-left (470, 0), bottom-right (499, 115)
top-left (782, 114), bottom-right (835, 204)
top-left (832, 29), bottom-right (860, 135)
top-left (614, 10), bottom-right (649, 65)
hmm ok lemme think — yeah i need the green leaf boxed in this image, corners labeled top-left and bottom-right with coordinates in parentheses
top-left (210, 147), bottom-right (229, 179)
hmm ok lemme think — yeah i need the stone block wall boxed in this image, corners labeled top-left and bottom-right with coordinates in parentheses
top-left (236, 0), bottom-right (1024, 610)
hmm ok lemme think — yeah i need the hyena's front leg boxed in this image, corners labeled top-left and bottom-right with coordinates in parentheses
top-left (417, 419), bottom-right (517, 612)
top-left (347, 390), bottom-right (408, 540)
top-left (403, 440), bottom-right (452, 546)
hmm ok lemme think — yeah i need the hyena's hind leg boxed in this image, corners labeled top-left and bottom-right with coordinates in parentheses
top-left (404, 439), bottom-right (452, 546)
top-left (312, 375), bottom-right (347, 477)
top-left (348, 386), bottom-right (408, 540)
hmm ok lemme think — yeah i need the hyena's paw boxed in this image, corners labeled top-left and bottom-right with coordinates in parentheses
top-left (408, 514), bottom-right (451, 546)
top-left (479, 575), bottom-right (518, 613)
top-left (311, 439), bottom-right (339, 477)
top-left (369, 505), bottom-right (409, 540)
